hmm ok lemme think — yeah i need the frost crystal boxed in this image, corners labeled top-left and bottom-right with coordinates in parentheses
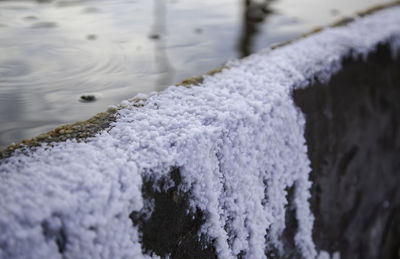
top-left (1, 6), bottom-right (400, 259)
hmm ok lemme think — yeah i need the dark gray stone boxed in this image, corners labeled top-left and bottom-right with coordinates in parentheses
top-left (294, 43), bottom-right (400, 259)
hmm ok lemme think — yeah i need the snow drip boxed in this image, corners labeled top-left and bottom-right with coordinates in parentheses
top-left (1, 6), bottom-right (400, 259)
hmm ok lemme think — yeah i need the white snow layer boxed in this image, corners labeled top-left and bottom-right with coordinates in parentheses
top-left (1, 6), bottom-right (400, 259)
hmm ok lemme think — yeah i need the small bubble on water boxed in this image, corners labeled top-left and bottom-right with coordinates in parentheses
top-left (23, 16), bottom-right (38, 21)
top-left (80, 95), bottom-right (96, 102)
top-left (31, 21), bottom-right (57, 29)
top-left (83, 7), bottom-right (101, 14)
top-left (86, 34), bottom-right (97, 41)
top-left (149, 34), bottom-right (160, 40)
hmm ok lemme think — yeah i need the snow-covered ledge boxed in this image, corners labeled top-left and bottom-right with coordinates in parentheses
top-left (1, 5), bottom-right (400, 259)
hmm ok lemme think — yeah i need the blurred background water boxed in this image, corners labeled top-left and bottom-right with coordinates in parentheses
top-left (0, 0), bottom-right (393, 148)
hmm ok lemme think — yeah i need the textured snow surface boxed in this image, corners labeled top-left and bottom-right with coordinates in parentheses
top-left (1, 7), bottom-right (400, 259)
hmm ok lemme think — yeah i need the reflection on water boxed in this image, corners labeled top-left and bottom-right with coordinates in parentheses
top-left (0, 0), bottom-right (394, 148)
top-left (152, 0), bottom-right (175, 91)
top-left (238, 0), bottom-right (274, 57)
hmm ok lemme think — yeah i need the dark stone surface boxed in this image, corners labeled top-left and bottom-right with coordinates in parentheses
top-left (130, 168), bottom-right (216, 259)
top-left (293, 43), bottom-right (400, 259)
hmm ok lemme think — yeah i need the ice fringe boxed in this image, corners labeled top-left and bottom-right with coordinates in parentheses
top-left (1, 6), bottom-right (400, 259)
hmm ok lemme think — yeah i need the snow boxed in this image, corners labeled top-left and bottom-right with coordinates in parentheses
top-left (1, 6), bottom-right (400, 259)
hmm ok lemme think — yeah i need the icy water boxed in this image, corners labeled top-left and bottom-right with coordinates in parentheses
top-left (0, 0), bottom-right (393, 148)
